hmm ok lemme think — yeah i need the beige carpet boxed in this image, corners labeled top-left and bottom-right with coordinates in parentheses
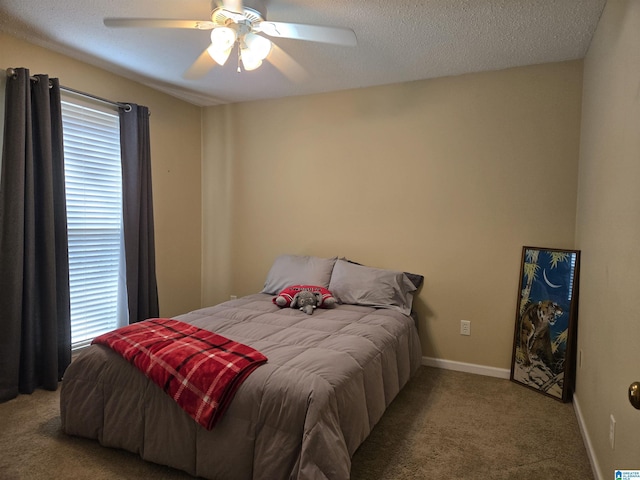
top-left (0, 367), bottom-right (594, 479)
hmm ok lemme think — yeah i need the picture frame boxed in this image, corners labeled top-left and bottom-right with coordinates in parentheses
top-left (510, 246), bottom-right (580, 402)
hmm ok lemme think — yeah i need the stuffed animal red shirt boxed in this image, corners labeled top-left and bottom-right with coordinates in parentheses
top-left (273, 285), bottom-right (336, 308)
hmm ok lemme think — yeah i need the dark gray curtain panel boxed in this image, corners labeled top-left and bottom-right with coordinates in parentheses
top-left (0, 68), bottom-right (71, 403)
top-left (119, 104), bottom-right (159, 323)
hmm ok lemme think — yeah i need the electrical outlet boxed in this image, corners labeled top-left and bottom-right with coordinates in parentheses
top-left (460, 320), bottom-right (471, 336)
top-left (609, 414), bottom-right (616, 449)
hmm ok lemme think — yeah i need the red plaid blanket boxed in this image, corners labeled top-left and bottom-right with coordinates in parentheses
top-left (92, 318), bottom-right (267, 430)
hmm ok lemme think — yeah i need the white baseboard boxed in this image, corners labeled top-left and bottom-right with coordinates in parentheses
top-left (421, 356), bottom-right (510, 379)
top-left (573, 393), bottom-right (603, 480)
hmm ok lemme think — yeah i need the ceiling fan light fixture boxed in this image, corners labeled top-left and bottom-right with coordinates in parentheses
top-left (210, 26), bottom-right (236, 50)
top-left (208, 26), bottom-right (237, 65)
top-left (240, 47), bottom-right (263, 71)
top-left (243, 33), bottom-right (272, 61)
top-left (207, 44), bottom-right (232, 65)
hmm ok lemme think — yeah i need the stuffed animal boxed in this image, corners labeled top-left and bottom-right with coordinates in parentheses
top-left (290, 290), bottom-right (323, 315)
top-left (273, 285), bottom-right (337, 313)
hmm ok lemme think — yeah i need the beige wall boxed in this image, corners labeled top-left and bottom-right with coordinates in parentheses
top-left (575, 0), bottom-right (640, 476)
top-left (202, 61), bottom-right (583, 369)
top-left (0, 32), bottom-right (203, 318)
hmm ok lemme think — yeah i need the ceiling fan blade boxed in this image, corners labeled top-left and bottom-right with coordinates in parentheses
top-left (183, 48), bottom-right (217, 80)
top-left (256, 22), bottom-right (357, 47)
top-left (104, 18), bottom-right (215, 30)
top-left (221, 0), bottom-right (244, 14)
top-left (267, 44), bottom-right (308, 83)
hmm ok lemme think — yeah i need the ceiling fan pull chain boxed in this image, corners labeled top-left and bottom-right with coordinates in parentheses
top-left (237, 45), bottom-right (242, 73)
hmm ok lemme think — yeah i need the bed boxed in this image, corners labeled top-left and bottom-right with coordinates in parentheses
top-left (60, 255), bottom-right (423, 480)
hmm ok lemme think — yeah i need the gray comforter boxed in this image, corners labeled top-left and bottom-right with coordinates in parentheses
top-left (60, 293), bottom-right (422, 479)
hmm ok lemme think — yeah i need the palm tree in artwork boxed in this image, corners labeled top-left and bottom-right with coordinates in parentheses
top-left (548, 252), bottom-right (570, 269)
top-left (520, 249), bottom-right (540, 315)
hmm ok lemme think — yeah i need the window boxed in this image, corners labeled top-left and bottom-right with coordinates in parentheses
top-left (61, 98), bottom-right (127, 349)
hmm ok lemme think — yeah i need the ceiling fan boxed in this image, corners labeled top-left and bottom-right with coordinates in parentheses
top-left (104, 0), bottom-right (357, 79)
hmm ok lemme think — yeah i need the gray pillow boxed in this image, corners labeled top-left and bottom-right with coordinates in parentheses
top-left (328, 259), bottom-right (417, 315)
top-left (344, 258), bottom-right (424, 290)
top-left (262, 255), bottom-right (337, 294)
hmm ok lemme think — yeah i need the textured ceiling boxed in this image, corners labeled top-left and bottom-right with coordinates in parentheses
top-left (0, 0), bottom-right (606, 106)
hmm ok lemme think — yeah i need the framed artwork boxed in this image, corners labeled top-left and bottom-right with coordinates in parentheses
top-left (510, 246), bottom-right (580, 402)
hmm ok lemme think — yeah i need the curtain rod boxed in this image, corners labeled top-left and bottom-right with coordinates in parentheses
top-left (5, 67), bottom-right (132, 112)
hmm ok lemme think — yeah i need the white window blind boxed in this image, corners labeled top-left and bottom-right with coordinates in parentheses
top-left (61, 99), bottom-right (125, 349)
